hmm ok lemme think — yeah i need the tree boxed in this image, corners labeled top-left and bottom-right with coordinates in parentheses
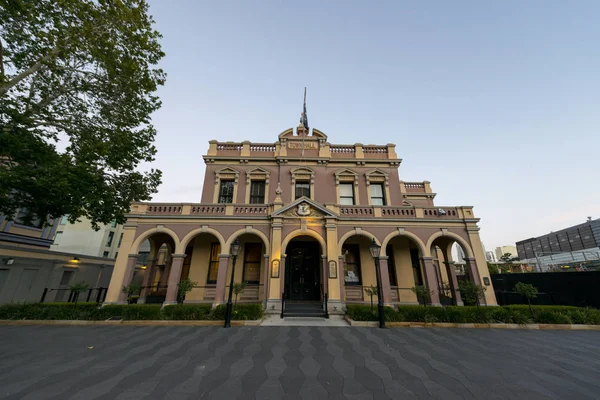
top-left (69, 281), bottom-right (89, 307)
top-left (411, 285), bottom-right (434, 306)
top-left (122, 283), bottom-right (141, 304)
top-left (177, 278), bottom-right (197, 305)
top-left (233, 282), bottom-right (246, 307)
top-left (514, 282), bottom-right (538, 319)
top-left (458, 281), bottom-right (486, 306)
top-left (487, 262), bottom-right (500, 275)
top-left (0, 0), bottom-right (165, 228)
top-left (364, 286), bottom-right (378, 311)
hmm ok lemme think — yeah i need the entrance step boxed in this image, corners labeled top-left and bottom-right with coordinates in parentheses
top-left (284, 302), bottom-right (326, 318)
top-left (261, 314), bottom-right (349, 327)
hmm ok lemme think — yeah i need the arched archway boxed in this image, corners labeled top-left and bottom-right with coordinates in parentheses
top-left (382, 233), bottom-right (427, 304)
top-left (281, 229), bottom-right (326, 256)
top-left (130, 227), bottom-right (180, 255)
top-left (338, 232), bottom-right (382, 304)
top-left (178, 227), bottom-right (225, 254)
top-left (283, 234), bottom-right (326, 303)
top-left (427, 231), bottom-right (481, 306)
top-left (224, 228), bottom-right (269, 254)
top-left (337, 229), bottom-right (380, 253)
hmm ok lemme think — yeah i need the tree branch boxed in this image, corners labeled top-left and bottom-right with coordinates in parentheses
top-left (0, 47), bottom-right (61, 96)
top-left (0, 37), bottom-right (5, 78)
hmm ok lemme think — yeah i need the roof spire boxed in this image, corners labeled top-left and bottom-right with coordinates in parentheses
top-left (299, 87), bottom-right (309, 133)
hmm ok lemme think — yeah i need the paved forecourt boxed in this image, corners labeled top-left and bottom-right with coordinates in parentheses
top-left (0, 325), bottom-right (599, 399)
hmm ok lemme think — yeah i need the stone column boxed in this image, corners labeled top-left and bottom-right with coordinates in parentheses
top-left (321, 255), bottom-right (328, 295)
top-left (464, 257), bottom-right (486, 305)
top-left (444, 261), bottom-right (463, 306)
top-left (420, 257), bottom-right (441, 306)
top-left (163, 254), bottom-right (186, 306)
top-left (117, 255), bottom-right (139, 303)
top-left (378, 256), bottom-right (392, 305)
top-left (214, 254), bottom-right (230, 305)
top-left (138, 258), bottom-right (157, 304)
top-left (262, 254), bottom-right (270, 307)
top-left (338, 255), bottom-right (346, 303)
top-left (279, 254), bottom-right (287, 297)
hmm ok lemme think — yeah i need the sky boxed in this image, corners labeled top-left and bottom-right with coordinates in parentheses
top-left (144, 0), bottom-right (600, 252)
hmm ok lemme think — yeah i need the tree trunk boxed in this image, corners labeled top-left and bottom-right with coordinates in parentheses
top-left (527, 298), bottom-right (535, 320)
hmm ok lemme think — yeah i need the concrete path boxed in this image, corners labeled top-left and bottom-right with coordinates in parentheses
top-left (0, 326), bottom-right (599, 399)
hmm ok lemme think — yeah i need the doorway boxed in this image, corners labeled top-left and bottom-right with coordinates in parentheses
top-left (285, 240), bottom-right (321, 301)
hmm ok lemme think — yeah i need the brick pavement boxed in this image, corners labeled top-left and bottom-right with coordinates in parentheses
top-left (0, 326), bottom-right (599, 399)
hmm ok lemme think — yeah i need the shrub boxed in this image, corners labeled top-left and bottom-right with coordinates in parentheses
top-left (177, 278), bottom-right (197, 304)
top-left (99, 304), bottom-right (162, 320)
top-left (211, 304), bottom-right (264, 320)
top-left (346, 305), bottom-right (400, 322)
top-left (458, 281), bottom-right (486, 306)
top-left (410, 286), bottom-right (433, 305)
top-left (162, 304), bottom-right (211, 320)
top-left (0, 303), bottom-right (100, 320)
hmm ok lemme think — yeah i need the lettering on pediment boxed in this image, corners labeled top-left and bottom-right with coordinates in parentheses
top-left (288, 142), bottom-right (317, 149)
top-left (281, 202), bottom-right (324, 218)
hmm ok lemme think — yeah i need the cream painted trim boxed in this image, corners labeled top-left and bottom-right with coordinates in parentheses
top-left (224, 227), bottom-right (270, 254)
top-left (380, 230), bottom-right (427, 257)
top-left (364, 169), bottom-right (390, 206)
top-left (213, 167), bottom-right (240, 204)
top-left (290, 167), bottom-right (315, 201)
top-left (337, 228), bottom-right (381, 252)
top-left (425, 231), bottom-right (474, 259)
top-left (130, 227), bottom-right (180, 254)
top-left (281, 228), bottom-right (327, 256)
top-left (177, 227), bottom-right (226, 254)
top-left (336, 176), bottom-right (360, 206)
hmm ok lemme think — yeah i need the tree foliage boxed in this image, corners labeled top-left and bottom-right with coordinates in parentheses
top-left (0, 0), bottom-right (165, 228)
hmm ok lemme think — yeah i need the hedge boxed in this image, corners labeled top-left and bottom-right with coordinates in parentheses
top-left (211, 304), bottom-right (264, 320)
top-left (346, 304), bottom-right (600, 325)
top-left (0, 303), bottom-right (261, 321)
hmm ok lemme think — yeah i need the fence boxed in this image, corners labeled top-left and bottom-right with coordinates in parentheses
top-left (491, 271), bottom-right (600, 308)
top-left (40, 287), bottom-right (108, 304)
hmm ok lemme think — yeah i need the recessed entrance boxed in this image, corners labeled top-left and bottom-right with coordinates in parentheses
top-left (285, 239), bottom-right (321, 302)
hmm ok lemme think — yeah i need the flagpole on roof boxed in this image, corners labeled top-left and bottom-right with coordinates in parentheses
top-left (301, 87), bottom-right (308, 157)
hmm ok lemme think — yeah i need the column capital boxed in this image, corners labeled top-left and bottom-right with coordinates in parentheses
top-left (218, 254), bottom-right (230, 259)
top-left (171, 253), bottom-right (187, 259)
top-left (127, 254), bottom-right (138, 260)
top-left (420, 257), bottom-right (434, 261)
top-left (464, 257), bottom-right (477, 262)
top-left (379, 256), bottom-right (389, 261)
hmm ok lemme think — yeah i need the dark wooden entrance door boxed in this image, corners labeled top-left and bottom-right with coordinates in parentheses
top-left (286, 241), bottom-right (320, 301)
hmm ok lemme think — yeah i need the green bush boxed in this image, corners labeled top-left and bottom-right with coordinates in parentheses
top-left (346, 305), bottom-right (400, 322)
top-left (346, 304), bottom-right (600, 325)
top-left (162, 304), bottom-right (211, 320)
top-left (0, 303), bottom-right (100, 320)
top-left (98, 305), bottom-right (162, 320)
top-left (210, 304), bottom-right (264, 320)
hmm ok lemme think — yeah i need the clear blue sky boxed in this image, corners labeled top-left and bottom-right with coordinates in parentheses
top-left (145, 0), bottom-right (600, 251)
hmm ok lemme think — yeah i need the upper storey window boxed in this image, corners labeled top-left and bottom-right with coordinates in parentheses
top-left (218, 180), bottom-right (235, 204)
top-left (290, 167), bottom-right (315, 201)
top-left (295, 181), bottom-right (310, 199)
top-left (370, 184), bottom-right (385, 205)
top-left (339, 183), bottom-right (355, 205)
top-left (245, 167), bottom-right (270, 204)
top-left (250, 181), bottom-right (266, 204)
top-left (334, 168), bottom-right (359, 206)
top-left (365, 169), bottom-right (390, 206)
top-left (213, 167), bottom-right (240, 204)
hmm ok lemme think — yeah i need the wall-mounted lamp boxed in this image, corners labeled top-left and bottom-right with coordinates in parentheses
top-left (271, 259), bottom-right (280, 278)
top-left (140, 264), bottom-right (147, 270)
top-left (4, 258), bottom-right (14, 265)
top-left (71, 257), bottom-right (80, 263)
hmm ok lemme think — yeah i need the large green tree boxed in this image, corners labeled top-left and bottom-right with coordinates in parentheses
top-left (0, 0), bottom-right (164, 228)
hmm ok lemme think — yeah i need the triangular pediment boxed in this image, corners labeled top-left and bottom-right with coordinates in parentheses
top-left (271, 197), bottom-right (338, 218)
top-left (334, 168), bottom-right (358, 177)
top-left (247, 167), bottom-right (270, 175)
top-left (216, 167), bottom-right (239, 175)
top-left (365, 168), bottom-right (388, 177)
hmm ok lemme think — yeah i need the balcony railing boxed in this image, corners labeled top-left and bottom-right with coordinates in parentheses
top-left (132, 203), bottom-right (470, 219)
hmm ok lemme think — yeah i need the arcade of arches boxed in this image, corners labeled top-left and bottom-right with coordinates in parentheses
top-left (105, 220), bottom-right (496, 311)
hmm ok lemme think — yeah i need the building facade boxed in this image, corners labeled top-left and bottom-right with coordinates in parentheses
top-left (50, 216), bottom-right (125, 259)
top-left (516, 217), bottom-right (600, 271)
top-left (0, 209), bottom-right (113, 303)
top-left (495, 245), bottom-right (518, 260)
top-left (104, 125), bottom-right (496, 311)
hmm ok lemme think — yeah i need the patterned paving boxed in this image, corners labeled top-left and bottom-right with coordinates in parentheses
top-left (0, 326), bottom-right (599, 399)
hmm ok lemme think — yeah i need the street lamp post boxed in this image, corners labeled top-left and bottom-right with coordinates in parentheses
top-left (369, 238), bottom-right (386, 328)
top-left (224, 238), bottom-right (241, 328)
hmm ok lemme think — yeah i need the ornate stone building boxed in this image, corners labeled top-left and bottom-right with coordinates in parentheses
top-left (104, 125), bottom-right (496, 312)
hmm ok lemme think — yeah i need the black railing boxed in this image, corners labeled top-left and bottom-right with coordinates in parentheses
top-left (280, 292), bottom-right (285, 319)
top-left (40, 287), bottom-right (108, 304)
